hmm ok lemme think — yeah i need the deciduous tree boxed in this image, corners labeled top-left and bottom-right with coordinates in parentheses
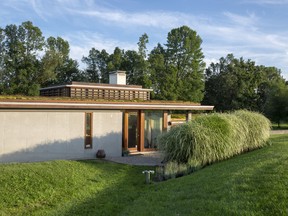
top-left (203, 54), bottom-right (286, 112)
top-left (264, 82), bottom-right (288, 126)
top-left (0, 21), bottom-right (45, 95)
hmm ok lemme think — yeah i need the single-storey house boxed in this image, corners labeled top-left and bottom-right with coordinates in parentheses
top-left (0, 71), bottom-right (214, 163)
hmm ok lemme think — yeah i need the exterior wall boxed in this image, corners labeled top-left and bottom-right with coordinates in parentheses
top-left (92, 111), bottom-right (122, 157)
top-left (109, 73), bottom-right (117, 85)
top-left (0, 110), bottom-right (122, 163)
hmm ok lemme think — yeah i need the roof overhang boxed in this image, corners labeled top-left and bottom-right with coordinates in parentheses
top-left (0, 101), bottom-right (214, 111)
top-left (40, 84), bottom-right (153, 92)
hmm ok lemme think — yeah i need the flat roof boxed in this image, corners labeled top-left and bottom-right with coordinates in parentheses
top-left (40, 81), bottom-right (152, 91)
top-left (0, 99), bottom-right (214, 111)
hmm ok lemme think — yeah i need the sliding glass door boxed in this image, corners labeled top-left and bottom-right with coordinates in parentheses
top-left (144, 111), bottom-right (163, 149)
top-left (127, 112), bottom-right (138, 149)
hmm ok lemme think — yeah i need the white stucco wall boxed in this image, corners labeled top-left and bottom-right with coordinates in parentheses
top-left (109, 73), bottom-right (126, 85)
top-left (93, 111), bottom-right (123, 157)
top-left (0, 110), bottom-right (123, 163)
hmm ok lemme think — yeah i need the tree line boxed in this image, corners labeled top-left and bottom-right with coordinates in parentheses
top-left (0, 21), bottom-right (287, 123)
top-left (0, 21), bottom-right (205, 102)
top-left (202, 54), bottom-right (288, 125)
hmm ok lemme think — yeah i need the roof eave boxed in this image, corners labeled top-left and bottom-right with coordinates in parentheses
top-left (0, 101), bottom-right (214, 111)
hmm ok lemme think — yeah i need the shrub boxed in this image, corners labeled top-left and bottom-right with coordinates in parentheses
top-left (158, 110), bottom-right (271, 170)
top-left (155, 162), bottom-right (191, 181)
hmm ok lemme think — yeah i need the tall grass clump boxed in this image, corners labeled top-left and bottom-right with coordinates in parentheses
top-left (234, 110), bottom-right (271, 151)
top-left (158, 110), bottom-right (271, 172)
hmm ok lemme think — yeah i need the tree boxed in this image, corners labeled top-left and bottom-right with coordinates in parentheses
top-left (55, 59), bottom-right (85, 84)
top-left (98, 49), bottom-right (110, 83)
top-left (148, 43), bottom-right (178, 100)
top-left (203, 54), bottom-right (286, 112)
top-left (0, 21), bottom-right (78, 94)
top-left (0, 21), bottom-right (45, 95)
top-left (82, 48), bottom-right (110, 83)
top-left (264, 82), bottom-right (288, 127)
top-left (165, 26), bottom-right (205, 102)
top-left (122, 50), bottom-right (140, 84)
top-left (82, 48), bottom-right (101, 83)
top-left (41, 36), bottom-right (70, 85)
top-left (148, 26), bottom-right (205, 101)
top-left (107, 47), bottom-right (123, 71)
top-left (122, 34), bottom-right (151, 87)
top-left (0, 28), bottom-right (6, 93)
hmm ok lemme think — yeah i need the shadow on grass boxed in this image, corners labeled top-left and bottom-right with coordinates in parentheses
top-left (59, 160), bottom-right (152, 216)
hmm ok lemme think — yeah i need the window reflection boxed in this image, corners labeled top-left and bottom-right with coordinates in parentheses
top-left (144, 111), bottom-right (163, 149)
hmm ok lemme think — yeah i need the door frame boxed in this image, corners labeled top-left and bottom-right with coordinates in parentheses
top-left (123, 110), bottom-right (144, 152)
top-left (123, 110), bottom-right (168, 152)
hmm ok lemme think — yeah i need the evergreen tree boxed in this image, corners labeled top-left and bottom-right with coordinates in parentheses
top-left (148, 43), bottom-right (178, 100)
top-left (149, 26), bottom-right (205, 102)
top-left (165, 26), bottom-right (205, 102)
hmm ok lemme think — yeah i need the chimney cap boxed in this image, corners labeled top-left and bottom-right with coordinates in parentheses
top-left (109, 70), bottom-right (126, 75)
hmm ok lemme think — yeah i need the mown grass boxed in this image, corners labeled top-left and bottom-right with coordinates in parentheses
top-left (1, 134), bottom-right (288, 215)
top-left (126, 134), bottom-right (288, 216)
top-left (0, 160), bottom-right (151, 216)
top-left (272, 122), bottom-right (288, 130)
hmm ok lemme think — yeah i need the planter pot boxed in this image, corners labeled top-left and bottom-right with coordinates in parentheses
top-left (122, 149), bottom-right (130, 157)
top-left (96, 149), bottom-right (106, 158)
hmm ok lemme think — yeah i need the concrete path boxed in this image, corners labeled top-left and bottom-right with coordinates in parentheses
top-left (270, 130), bottom-right (288, 135)
top-left (105, 151), bottom-right (164, 166)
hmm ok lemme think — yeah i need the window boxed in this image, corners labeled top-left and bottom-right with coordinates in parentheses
top-left (85, 112), bottom-right (93, 149)
top-left (144, 111), bottom-right (163, 149)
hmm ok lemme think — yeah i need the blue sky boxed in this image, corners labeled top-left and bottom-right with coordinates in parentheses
top-left (1, 0), bottom-right (288, 79)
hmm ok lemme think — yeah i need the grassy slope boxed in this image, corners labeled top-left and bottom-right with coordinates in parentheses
top-left (0, 160), bottom-right (151, 216)
top-left (1, 135), bottom-right (288, 215)
top-left (126, 135), bottom-right (288, 216)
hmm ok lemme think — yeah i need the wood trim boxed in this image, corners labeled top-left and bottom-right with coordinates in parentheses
top-left (163, 111), bottom-right (168, 132)
top-left (123, 110), bottom-right (145, 152)
top-left (142, 148), bottom-right (157, 152)
top-left (84, 112), bottom-right (93, 149)
top-left (0, 101), bottom-right (214, 111)
top-left (123, 111), bottom-right (129, 150)
top-left (186, 110), bottom-right (192, 122)
top-left (138, 110), bottom-right (145, 152)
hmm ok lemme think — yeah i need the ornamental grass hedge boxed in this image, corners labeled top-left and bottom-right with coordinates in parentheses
top-left (158, 110), bottom-right (271, 169)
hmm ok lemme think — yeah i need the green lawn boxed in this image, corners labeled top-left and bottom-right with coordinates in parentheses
top-left (1, 135), bottom-right (288, 215)
top-left (272, 122), bottom-right (288, 130)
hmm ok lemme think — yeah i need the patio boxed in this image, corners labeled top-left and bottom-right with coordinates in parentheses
top-left (105, 151), bottom-right (164, 166)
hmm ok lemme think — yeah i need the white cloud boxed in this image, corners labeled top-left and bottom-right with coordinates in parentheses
top-left (66, 8), bottom-right (191, 29)
top-left (21, 0), bottom-right (196, 29)
top-left (29, 0), bottom-right (48, 21)
top-left (64, 31), bottom-right (137, 68)
top-left (223, 12), bottom-right (258, 27)
top-left (243, 0), bottom-right (288, 4)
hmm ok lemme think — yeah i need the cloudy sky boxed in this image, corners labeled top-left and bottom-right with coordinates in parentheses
top-left (1, 0), bottom-right (288, 79)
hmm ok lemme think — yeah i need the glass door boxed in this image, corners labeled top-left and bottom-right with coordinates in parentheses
top-left (127, 112), bottom-right (138, 150)
top-left (144, 111), bottom-right (163, 149)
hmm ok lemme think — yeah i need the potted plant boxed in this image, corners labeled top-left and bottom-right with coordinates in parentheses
top-left (122, 148), bottom-right (130, 157)
top-left (96, 149), bottom-right (106, 158)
